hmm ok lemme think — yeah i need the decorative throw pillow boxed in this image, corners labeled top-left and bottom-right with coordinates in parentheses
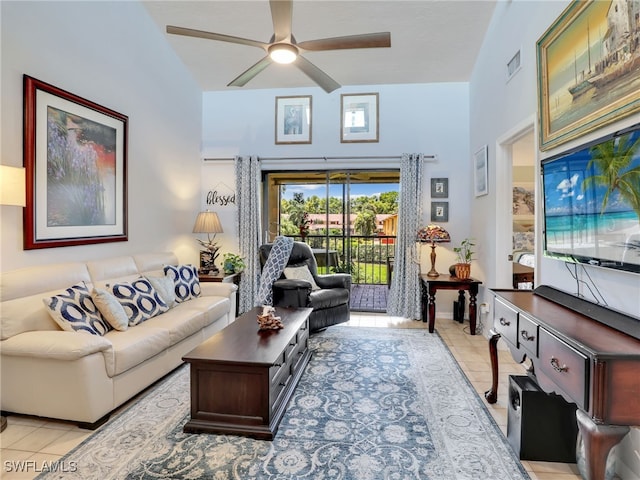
top-left (42, 282), bottom-right (111, 336)
top-left (108, 278), bottom-right (169, 326)
top-left (163, 265), bottom-right (201, 303)
top-left (146, 275), bottom-right (176, 308)
top-left (91, 288), bottom-right (129, 331)
top-left (284, 265), bottom-right (320, 290)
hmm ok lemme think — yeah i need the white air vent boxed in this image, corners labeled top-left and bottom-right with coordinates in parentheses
top-left (506, 48), bottom-right (522, 82)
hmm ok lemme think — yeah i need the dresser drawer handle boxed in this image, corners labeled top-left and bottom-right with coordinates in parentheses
top-left (520, 330), bottom-right (535, 341)
top-left (550, 357), bottom-right (568, 373)
top-left (274, 363), bottom-right (282, 367)
top-left (499, 317), bottom-right (511, 326)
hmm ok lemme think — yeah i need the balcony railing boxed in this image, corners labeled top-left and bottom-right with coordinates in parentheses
top-left (285, 234), bottom-right (396, 285)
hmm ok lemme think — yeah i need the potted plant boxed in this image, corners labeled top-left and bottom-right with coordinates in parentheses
top-left (453, 238), bottom-right (475, 279)
top-left (222, 253), bottom-right (246, 274)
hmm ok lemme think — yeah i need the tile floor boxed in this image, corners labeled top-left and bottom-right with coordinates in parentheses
top-left (0, 313), bottom-right (582, 480)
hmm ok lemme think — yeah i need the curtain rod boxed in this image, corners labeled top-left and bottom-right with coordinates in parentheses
top-left (203, 154), bottom-right (437, 162)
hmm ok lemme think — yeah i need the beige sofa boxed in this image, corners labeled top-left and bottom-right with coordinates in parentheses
top-left (0, 252), bottom-right (236, 428)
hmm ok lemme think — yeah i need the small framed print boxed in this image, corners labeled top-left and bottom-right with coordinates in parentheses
top-left (340, 93), bottom-right (379, 143)
top-left (474, 145), bottom-right (488, 197)
top-left (431, 178), bottom-right (448, 198)
top-left (275, 95), bottom-right (311, 144)
top-left (431, 202), bottom-right (449, 222)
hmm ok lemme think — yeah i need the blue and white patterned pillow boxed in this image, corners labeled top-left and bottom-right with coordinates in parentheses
top-left (43, 282), bottom-right (111, 336)
top-left (163, 264), bottom-right (201, 303)
top-left (108, 278), bottom-right (170, 326)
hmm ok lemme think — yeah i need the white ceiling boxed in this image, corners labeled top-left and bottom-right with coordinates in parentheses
top-left (143, 1), bottom-right (497, 92)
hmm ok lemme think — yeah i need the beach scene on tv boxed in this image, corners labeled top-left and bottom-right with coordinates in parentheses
top-left (542, 128), bottom-right (640, 271)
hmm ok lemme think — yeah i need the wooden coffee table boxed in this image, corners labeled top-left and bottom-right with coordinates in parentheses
top-left (182, 306), bottom-right (313, 439)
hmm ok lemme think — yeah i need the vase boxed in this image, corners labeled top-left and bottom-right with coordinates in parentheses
top-left (454, 263), bottom-right (471, 279)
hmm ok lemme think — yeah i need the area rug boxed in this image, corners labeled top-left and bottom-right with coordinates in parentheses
top-left (37, 327), bottom-right (530, 480)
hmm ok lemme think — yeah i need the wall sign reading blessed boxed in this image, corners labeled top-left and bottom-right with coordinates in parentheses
top-left (206, 183), bottom-right (236, 207)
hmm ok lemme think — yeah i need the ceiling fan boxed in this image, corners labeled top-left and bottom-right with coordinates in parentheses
top-left (166, 0), bottom-right (391, 93)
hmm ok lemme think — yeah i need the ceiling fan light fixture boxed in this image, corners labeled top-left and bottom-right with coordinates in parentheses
top-left (268, 43), bottom-right (298, 64)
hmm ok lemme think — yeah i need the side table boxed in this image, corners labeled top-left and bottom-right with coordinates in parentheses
top-left (420, 274), bottom-right (482, 335)
top-left (199, 272), bottom-right (241, 315)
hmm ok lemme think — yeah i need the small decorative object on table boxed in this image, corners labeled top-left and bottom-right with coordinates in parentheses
top-left (417, 224), bottom-right (451, 278)
top-left (257, 305), bottom-right (284, 330)
top-left (453, 238), bottom-right (475, 280)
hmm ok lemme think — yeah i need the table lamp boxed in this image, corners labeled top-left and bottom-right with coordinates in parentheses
top-left (192, 210), bottom-right (223, 274)
top-left (417, 224), bottom-right (450, 278)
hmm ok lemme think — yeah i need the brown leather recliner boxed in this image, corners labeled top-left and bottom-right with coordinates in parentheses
top-left (258, 241), bottom-right (351, 332)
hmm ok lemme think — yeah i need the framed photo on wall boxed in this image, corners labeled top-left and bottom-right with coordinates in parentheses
top-left (340, 93), bottom-right (379, 143)
top-left (537, 1), bottom-right (640, 150)
top-left (430, 202), bottom-right (449, 222)
top-left (275, 95), bottom-right (312, 144)
top-left (474, 145), bottom-right (488, 197)
top-left (430, 178), bottom-right (448, 198)
top-left (23, 75), bottom-right (128, 249)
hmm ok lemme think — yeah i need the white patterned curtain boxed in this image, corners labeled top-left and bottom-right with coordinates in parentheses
top-left (235, 156), bottom-right (261, 314)
top-left (387, 153), bottom-right (424, 320)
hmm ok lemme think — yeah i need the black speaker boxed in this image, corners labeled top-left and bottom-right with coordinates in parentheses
top-left (507, 375), bottom-right (578, 462)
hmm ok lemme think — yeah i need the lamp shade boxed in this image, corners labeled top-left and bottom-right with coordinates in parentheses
top-left (0, 165), bottom-right (26, 207)
top-left (416, 224), bottom-right (450, 243)
top-left (192, 211), bottom-right (223, 234)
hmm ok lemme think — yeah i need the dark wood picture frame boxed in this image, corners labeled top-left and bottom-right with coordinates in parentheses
top-left (23, 75), bottom-right (128, 249)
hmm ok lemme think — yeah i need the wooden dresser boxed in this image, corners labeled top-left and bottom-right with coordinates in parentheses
top-left (485, 286), bottom-right (640, 480)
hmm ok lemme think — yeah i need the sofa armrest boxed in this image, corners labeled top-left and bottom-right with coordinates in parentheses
top-left (0, 331), bottom-right (112, 361)
top-left (316, 273), bottom-right (351, 290)
top-left (200, 282), bottom-right (237, 297)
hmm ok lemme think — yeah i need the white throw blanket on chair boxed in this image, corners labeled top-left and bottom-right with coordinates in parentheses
top-left (255, 236), bottom-right (294, 306)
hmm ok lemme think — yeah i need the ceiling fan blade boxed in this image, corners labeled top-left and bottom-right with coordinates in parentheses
top-left (166, 25), bottom-right (267, 49)
top-left (298, 32), bottom-right (391, 51)
top-left (295, 56), bottom-right (340, 93)
top-left (270, 0), bottom-right (293, 42)
top-left (227, 56), bottom-right (273, 87)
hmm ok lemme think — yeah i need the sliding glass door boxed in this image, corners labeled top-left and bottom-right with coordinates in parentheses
top-left (263, 169), bottom-right (399, 286)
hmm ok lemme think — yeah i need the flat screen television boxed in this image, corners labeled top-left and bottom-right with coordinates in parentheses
top-left (541, 123), bottom-right (640, 274)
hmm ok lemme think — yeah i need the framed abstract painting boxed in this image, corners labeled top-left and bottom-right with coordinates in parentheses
top-left (23, 75), bottom-right (128, 249)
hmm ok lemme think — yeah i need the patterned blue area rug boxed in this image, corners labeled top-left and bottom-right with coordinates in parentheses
top-left (38, 327), bottom-right (529, 480)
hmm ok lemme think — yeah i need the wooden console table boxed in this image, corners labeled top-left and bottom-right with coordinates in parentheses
top-left (485, 286), bottom-right (640, 480)
top-left (420, 275), bottom-right (482, 335)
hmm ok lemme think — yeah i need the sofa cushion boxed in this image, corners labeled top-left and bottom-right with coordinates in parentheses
top-left (42, 283), bottom-right (112, 336)
top-left (0, 330), bottom-right (112, 360)
top-left (108, 278), bottom-right (169, 326)
top-left (145, 275), bottom-right (176, 308)
top-left (163, 265), bottom-right (201, 303)
top-left (1, 262), bottom-right (91, 340)
top-left (103, 326), bottom-right (171, 376)
top-left (133, 252), bottom-right (179, 276)
top-left (92, 288), bottom-right (129, 331)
